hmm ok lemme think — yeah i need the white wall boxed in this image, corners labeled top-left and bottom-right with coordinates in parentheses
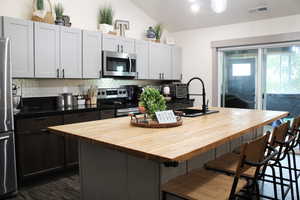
top-left (172, 14), bottom-right (300, 106)
top-left (0, 0), bottom-right (158, 39)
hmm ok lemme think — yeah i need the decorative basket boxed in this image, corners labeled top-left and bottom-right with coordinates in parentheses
top-left (129, 113), bottom-right (183, 129)
top-left (32, 0), bottom-right (54, 24)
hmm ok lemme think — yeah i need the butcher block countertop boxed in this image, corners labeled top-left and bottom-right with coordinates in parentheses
top-left (48, 107), bottom-right (288, 162)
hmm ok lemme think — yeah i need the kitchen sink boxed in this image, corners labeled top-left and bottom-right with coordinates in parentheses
top-left (176, 108), bottom-right (219, 117)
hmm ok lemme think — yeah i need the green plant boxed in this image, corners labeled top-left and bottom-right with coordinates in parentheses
top-left (55, 3), bottom-right (64, 18)
top-left (98, 5), bottom-right (114, 25)
top-left (154, 24), bottom-right (163, 40)
top-left (139, 88), bottom-right (167, 120)
top-left (36, 0), bottom-right (44, 10)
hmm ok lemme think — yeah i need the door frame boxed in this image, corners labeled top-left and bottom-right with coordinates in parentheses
top-left (216, 41), bottom-right (300, 109)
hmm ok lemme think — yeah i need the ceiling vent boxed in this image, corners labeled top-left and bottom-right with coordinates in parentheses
top-left (249, 5), bottom-right (269, 14)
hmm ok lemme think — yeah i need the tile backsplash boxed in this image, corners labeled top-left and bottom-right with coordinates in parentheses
top-left (13, 79), bottom-right (163, 98)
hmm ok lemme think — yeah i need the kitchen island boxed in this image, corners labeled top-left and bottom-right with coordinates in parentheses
top-left (48, 107), bottom-right (288, 200)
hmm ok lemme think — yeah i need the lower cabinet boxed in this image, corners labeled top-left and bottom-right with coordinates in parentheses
top-left (15, 111), bottom-right (101, 185)
top-left (100, 109), bottom-right (115, 119)
top-left (15, 115), bottom-right (65, 184)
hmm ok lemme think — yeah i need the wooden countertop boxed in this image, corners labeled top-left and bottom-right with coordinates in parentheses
top-left (48, 107), bottom-right (288, 162)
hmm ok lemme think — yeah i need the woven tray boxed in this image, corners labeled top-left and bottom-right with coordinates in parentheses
top-left (129, 114), bottom-right (183, 128)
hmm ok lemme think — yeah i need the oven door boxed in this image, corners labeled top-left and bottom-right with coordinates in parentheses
top-left (103, 51), bottom-right (136, 77)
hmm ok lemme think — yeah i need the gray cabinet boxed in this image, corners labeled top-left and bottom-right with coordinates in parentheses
top-left (102, 34), bottom-right (135, 54)
top-left (82, 30), bottom-right (102, 79)
top-left (2, 17), bottom-right (34, 78)
top-left (135, 40), bottom-right (149, 79)
top-left (34, 22), bottom-right (60, 78)
top-left (149, 43), bottom-right (172, 80)
top-left (171, 46), bottom-right (182, 80)
top-left (60, 27), bottom-right (82, 78)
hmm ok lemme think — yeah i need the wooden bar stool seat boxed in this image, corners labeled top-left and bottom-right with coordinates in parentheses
top-left (162, 168), bottom-right (247, 200)
top-left (162, 133), bottom-right (272, 200)
top-left (205, 152), bottom-right (256, 178)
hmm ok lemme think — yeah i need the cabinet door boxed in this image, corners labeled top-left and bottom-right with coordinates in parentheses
top-left (60, 27), bottom-right (82, 78)
top-left (172, 46), bottom-right (182, 80)
top-left (120, 38), bottom-right (135, 54)
top-left (135, 40), bottom-right (149, 79)
top-left (15, 115), bottom-right (64, 183)
top-left (149, 43), bottom-right (172, 80)
top-left (82, 30), bottom-right (102, 79)
top-left (2, 17), bottom-right (34, 78)
top-left (34, 22), bottom-right (60, 78)
top-left (102, 34), bottom-right (118, 52)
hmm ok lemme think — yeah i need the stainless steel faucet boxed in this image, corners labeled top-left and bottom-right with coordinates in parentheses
top-left (187, 77), bottom-right (207, 113)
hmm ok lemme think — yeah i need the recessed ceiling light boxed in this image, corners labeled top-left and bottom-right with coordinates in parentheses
top-left (188, 0), bottom-right (196, 3)
top-left (190, 3), bottom-right (200, 13)
top-left (211, 0), bottom-right (227, 13)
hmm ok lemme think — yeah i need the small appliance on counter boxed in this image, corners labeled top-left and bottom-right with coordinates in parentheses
top-left (57, 93), bottom-right (73, 108)
top-left (169, 83), bottom-right (188, 99)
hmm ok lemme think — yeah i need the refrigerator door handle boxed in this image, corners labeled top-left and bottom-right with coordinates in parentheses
top-left (0, 136), bottom-right (9, 141)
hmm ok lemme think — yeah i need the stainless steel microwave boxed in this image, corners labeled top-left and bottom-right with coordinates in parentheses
top-left (102, 51), bottom-right (137, 77)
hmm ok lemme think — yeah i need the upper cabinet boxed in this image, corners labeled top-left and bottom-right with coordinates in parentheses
top-left (34, 24), bottom-right (82, 79)
top-left (171, 46), bottom-right (182, 81)
top-left (2, 17), bottom-right (34, 78)
top-left (82, 30), bottom-right (102, 79)
top-left (60, 27), bottom-right (82, 79)
top-left (34, 22), bottom-right (60, 78)
top-left (149, 42), bottom-right (172, 80)
top-left (102, 34), bottom-right (135, 54)
top-left (135, 40), bottom-right (149, 80)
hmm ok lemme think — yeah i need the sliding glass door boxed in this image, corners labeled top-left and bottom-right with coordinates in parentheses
top-left (263, 46), bottom-right (300, 117)
top-left (219, 43), bottom-right (300, 117)
top-left (221, 49), bottom-right (258, 109)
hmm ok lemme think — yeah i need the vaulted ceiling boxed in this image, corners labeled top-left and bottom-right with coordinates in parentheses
top-left (131, 0), bottom-right (300, 32)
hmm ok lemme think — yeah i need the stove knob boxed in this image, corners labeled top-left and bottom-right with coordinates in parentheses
top-left (102, 92), bottom-right (105, 95)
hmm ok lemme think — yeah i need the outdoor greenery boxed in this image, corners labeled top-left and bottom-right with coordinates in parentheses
top-left (54, 3), bottom-right (64, 18)
top-left (266, 51), bottom-right (300, 94)
top-left (139, 88), bottom-right (167, 120)
top-left (98, 5), bottom-right (114, 25)
top-left (154, 24), bottom-right (163, 40)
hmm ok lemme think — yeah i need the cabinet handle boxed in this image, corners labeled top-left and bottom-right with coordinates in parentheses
top-left (159, 73), bottom-right (161, 79)
top-left (62, 69), bottom-right (65, 78)
top-left (117, 45), bottom-right (120, 52)
top-left (180, 73), bottom-right (183, 81)
top-left (121, 45), bottom-right (124, 53)
top-left (57, 69), bottom-right (60, 78)
top-left (136, 72), bottom-right (139, 79)
top-left (99, 70), bottom-right (102, 78)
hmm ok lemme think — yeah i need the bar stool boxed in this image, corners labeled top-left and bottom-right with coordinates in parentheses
top-left (162, 133), bottom-right (275, 200)
top-left (205, 122), bottom-right (291, 200)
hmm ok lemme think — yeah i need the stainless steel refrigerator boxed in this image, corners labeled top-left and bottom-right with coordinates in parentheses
top-left (0, 37), bottom-right (17, 198)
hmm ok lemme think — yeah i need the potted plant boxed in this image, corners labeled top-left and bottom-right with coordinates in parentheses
top-left (139, 88), bottom-right (167, 120)
top-left (154, 24), bottom-right (163, 43)
top-left (36, 0), bottom-right (44, 10)
top-left (54, 3), bottom-right (64, 25)
top-left (98, 5), bottom-right (114, 33)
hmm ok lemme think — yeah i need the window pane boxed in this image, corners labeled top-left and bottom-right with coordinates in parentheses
top-left (232, 63), bottom-right (251, 76)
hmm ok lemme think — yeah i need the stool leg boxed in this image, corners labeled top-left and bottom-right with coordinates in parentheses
top-left (287, 153), bottom-right (295, 200)
top-left (277, 162), bottom-right (285, 199)
top-left (292, 148), bottom-right (300, 200)
top-left (270, 165), bottom-right (279, 200)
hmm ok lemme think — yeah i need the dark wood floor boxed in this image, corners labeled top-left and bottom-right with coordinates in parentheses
top-left (7, 153), bottom-right (300, 200)
top-left (10, 174), bottom-right (80, 200)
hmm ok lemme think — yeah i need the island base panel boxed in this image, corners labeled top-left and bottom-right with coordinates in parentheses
top-left (79, 140), bottom-right (162, 200)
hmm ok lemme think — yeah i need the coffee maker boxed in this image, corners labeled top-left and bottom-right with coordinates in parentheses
top-left (122, 85), bottom-right (143, 106)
